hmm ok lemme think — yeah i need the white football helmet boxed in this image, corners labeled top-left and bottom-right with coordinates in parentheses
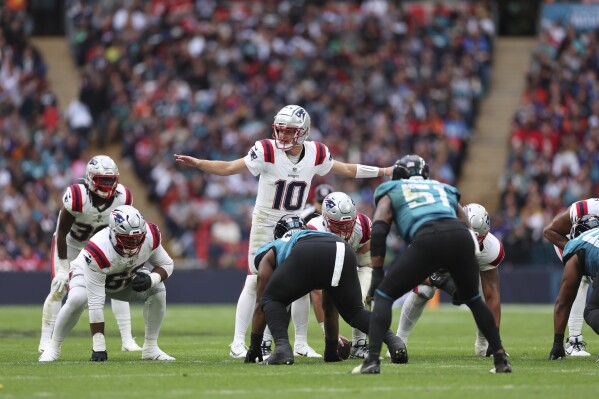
top-left (463, 203), bottom-right (490, 243)
top-left (322, 192), bottom-right (357, 241)
top-left (271, 105), bottom-right (311, 150)
top-left (85, 155), bottom-right (119, 199)
top-left (109, 205), bottom-right (147, 257)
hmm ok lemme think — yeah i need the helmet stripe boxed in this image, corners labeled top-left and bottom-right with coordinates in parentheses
top-left (85, 241), bottom-right (110, 269)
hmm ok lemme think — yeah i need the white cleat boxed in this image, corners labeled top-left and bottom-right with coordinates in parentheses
top-left (229, 342), bottom-right (248, 359)
top-left (566, 335), bottom-right (591, 357)
top-left (39, 345), bottom-right (61, 362)
top-left (141, 347), bottom-right (175, 361)
top-left (38, 339), bottom-right (51, 353)
top-left (121, 338), bottom-right (143, 352)
top-left (294, 343), bottom-right (322, 358)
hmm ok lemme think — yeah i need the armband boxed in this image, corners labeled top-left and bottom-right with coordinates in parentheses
top-left (355, 164), bottom-right (380, 178)
top-left (357, 251), bottom-right (372, 267)
top-left (150, 272), bottom-right (162, 288)
top-left (371, 220), bottom-right (391, 257)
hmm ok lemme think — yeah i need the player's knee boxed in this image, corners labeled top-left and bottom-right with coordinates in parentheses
top-left (415, 285), bottom-right (436, 300)
top-left (583, 307), bottom-right (599, 334)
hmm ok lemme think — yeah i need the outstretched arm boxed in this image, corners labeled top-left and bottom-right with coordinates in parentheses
top-left (174, 155), bottom-right (248, 176)
top-left (544, 209), bottom-right (571, 250)
top-left (330, 161), bottom-right (392, 178)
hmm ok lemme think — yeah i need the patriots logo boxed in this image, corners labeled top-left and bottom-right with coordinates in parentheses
top-left (324, 198), bottom-right (336, 210)
top-left (112, 211), bottom-right (125, 225)
top-left (89, 158), bottom-right (98, 166)
top-left (84, 254), bottom-right (92, 264)
top-left (250, 149), bottom-right (257, 160)
top-left (295, 108), bottom-right (306, 121)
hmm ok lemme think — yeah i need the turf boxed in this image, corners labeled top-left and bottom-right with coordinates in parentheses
top-left (0, 304), bottom-right (598, 399)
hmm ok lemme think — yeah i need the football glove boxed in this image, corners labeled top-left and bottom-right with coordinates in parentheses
top-left (549, 345), bottom-right (566, 360)
top-left (90, 350), bottom-right (108, 362)
top-left (132, 272), bottom-right (152, 292)
top-left (51, 268), bottom-right (69, 294)
top-left (244, 345), bottom-right (263, 364)
top-left (324, 339), bottom-right (341, 362)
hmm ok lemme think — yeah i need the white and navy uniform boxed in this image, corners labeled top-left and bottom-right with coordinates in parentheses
top-left (243, 139), bottom-right (334, 274)
top-left (553, 198), bottom-right (599, 260)
top-left (476, 233), bottom-right (505, 272)
top-left (69, 222), bottom-right (173, 322)
top-left (53, 183), bottom-right (133, 274)
top-left (307, 213), bottom-right (372, 255)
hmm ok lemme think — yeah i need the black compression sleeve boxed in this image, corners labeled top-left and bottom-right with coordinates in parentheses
top-left (371, 220), bottom-right (391, 258)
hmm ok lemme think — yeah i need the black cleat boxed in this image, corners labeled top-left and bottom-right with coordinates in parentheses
top-left (351, 358), bottom-right (381, 374)
top-left (491, 353), bottom-right (512, 373)
top-left (387, 335), bottom-right (409, 364)
top-left (261, 344), bottom-right (294, 365)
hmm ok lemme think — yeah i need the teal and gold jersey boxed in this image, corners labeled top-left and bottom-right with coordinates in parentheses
top-left (254, 229), bottom-right (336, 270)
top-left (374, 178), bottom-right (461, 243)
top-left (563, 228), bottom-right (599, 277)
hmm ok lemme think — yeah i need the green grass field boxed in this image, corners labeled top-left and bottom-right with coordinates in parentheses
top-left (1, 304), bottom-right (598, 399)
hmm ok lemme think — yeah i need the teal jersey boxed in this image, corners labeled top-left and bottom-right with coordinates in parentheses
top-left (255, 229), bottom-right (335, 270)
top-left (563, 228), bottom-right (599, 277)
top-left (374, 178), bottom-right (461, 243)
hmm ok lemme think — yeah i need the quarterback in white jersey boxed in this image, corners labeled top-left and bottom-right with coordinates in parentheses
top-left (175, 104), bottom-right (393, 359)
top-left (39, 205), bottom-right (175, 362)
top-left (39, 155), bottom-right (141, 353)
top-left (543, 198), bottom-right (599, 356)
top-left (307, 192), bottom-right (373, 358)
top-left (396, 203), bottom-right (505, 356)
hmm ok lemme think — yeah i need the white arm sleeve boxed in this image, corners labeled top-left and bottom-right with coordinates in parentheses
top-left (84, 265), bottom-right (107, 323)
top-left (149, 245), bottom-right (174, 277)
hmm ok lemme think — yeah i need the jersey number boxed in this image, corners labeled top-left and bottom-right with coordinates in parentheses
top-left (105, 266), bottom-right (143, 291)
top-left (273, 180), bottom-right (307, 211)
top-left (401, 184), bottom-right (450, 208)
top-left (70, 223), bottom-right (107, 242)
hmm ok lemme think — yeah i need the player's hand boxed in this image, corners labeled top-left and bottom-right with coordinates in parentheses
top-left (51, 269), bottom-right (69, 293)
top-left (132, 272), bottom-right (152, 292)
top-left (244, 345), bottom-right (263, 364)
top-left (367, 267), bottom-right (385, 306)
top-left (548, 345), bottom-right (566, 360)
top-left (174, 154), bottom-right (200, 168)
top-left (324, 339), bottom-right (342, 362)
top-left (90, 350), bottom-right (108, 361)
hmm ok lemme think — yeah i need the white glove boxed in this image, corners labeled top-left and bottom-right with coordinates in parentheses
top-left (51, 259), bottom-right (70, 293)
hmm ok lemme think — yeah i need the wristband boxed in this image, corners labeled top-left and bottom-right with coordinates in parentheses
top-left (355, 164), bottom-right (380, 178)
top-left (58, 258), bottom-right (70, 273)
top-left (150, 272), bottom-right (162, 288)
top-left (92, 333), bottom-right (106, 351)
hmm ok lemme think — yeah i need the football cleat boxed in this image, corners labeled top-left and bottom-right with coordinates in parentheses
top-left (350, 339), bottom-right (369, 359)
top-left (39, 345), bottom-right (61, 363)
top-left (121, 338), bottom-right (143, 352)
top-left (490, 353), bottom-right (512, 373)
top-left (38, 339), bottom-right (51, 353)
top-left (294, 342), bottom-right (322, 358)
top-left (141, 347), bottom-right (175, 361)
top-left (566, 335), bottom-right (591, 357)
top-left (262, 344), bottom-right (294, 365)
top-left (351, 358), bottom-right (381, 374)
top-left (229, 342), bottom-right (248, 358)
top-left (387, 335), bottom-right (409, 364)
top-left (261, 340), bottom-right (272, 360)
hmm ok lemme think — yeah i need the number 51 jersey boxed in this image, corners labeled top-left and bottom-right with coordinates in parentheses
top-left (244, 139), bottom-right (334, 225)
top-left (62, 183), bottom-right (133, 251)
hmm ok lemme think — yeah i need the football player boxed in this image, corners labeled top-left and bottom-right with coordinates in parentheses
top-left (39, 155), bottom-right (141, 353)
top-left (544, 198), bottom-right (599, 357)
top-left (549, 215), bottom-right (599, 360)
top-left (395, 203), bottom-right (504, 356)
top-left (39, 205), bottom-right (175, 362)
top-left (307, 192), bottom-right (373, 359)
top-left (244, 214), bottom-right (407, 365)
top-left (353, 154), bottom-right (511, 374)
top-left (175, 105), bottom-right (393, 359)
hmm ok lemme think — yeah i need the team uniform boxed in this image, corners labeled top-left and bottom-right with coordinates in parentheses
top-left (397, 232), bottom-right (504, 355)
top-left (231, 138), bottom-right (334, 357)
top-left (39, 183), bottom-right (135, 351)
top-left (308, 212), bottom-right (373, 351)
top-left (39, 221), bottom-right (174, 362)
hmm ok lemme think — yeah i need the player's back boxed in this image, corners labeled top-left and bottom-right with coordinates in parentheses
top-left (563, 229), bottom-right (599, 277)
top-left (374, 178), bottom-right (459, 243)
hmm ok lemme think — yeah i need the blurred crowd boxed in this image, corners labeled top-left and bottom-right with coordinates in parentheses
top-left (1, 0), bottom-right (494, 270)
top-left (496, 21), bottom-right (599, 266)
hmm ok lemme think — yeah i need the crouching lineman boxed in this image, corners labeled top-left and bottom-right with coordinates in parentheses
top-left (244, 214), bottom-right (407, 365)
top-left (550, 215), bottom-right (599, 360)
top-left (39, 205), bottom-right (175, 362)
top-left (307, 191), bottom-right (373, 358)
top-left (396, 203), bottom-right (504, 357)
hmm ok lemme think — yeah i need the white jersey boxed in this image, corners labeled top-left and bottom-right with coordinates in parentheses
top-left (553, 198), bottom-right (599, 261)
top-left (244, 139), bottom-right (334, 226)
top-left (477, 232), bottom-right (504, 272)
top-left (61, 183), bottom-right (133, 251)
top-left (71, 221), bottom-right (172, 311)
top-left (307, 212), bottom-right (372, 252)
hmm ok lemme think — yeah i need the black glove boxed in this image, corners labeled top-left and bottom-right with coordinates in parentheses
top-left (549, 345), bottom-right (565, 360)
top-left (132, 272), bottom-right (152, 292)
top-left (429, 272), bottom-right (457, 295)
top-left (324, 339), bottom-right (341, 362)
top-left (90, 350), bottom-right (108, 361)
top-left (244, 345), bottom-right (263, 364)
top-left (366, 267), bottom-right (385, 306)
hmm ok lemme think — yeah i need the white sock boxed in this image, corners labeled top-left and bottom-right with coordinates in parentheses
top-left (143, 290), bottom-right (166, 344)
top-left (111, 299), bottom-right (133, 342)
top-left (40, 291), bottom-right (65, 343)
top-left (232, 275), bottom-right (257, 345)
top-left (263, 327), bottom-right (273, 344)
top-left (568, 276), bottom-right (590, 337)
top-left (354, 266), bottom-right (373, 343)
top-left (397, 290), bottom-right (431, 344)
top-left (292, 294), bottom-right (310, 345)
top-left (51, 287), bottom-right (87, 346)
